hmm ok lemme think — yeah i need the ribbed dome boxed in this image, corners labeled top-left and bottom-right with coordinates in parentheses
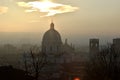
top-left (43, 29), bottom-right (62, 44)
top-left (42, 22), bottom-right (62, 54)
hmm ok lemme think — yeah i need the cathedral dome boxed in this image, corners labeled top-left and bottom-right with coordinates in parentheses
top-left (42, 22), bottom-right (62, 44)
top-left (43, 29), bottom-right (62, 43)
top-left (42, 22), bottom-right (62, 54)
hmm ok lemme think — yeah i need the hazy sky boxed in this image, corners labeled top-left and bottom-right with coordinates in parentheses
top-left (0, 0), bottom-right (120, 45)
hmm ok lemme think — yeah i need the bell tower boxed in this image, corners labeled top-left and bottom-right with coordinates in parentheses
top-left (89, 38), bottom-right (99, 54)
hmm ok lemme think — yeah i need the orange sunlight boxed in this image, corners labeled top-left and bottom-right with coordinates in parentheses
top-left (74, 77), bottom-right (80, 80)
top-left (17, 0), bottom-right (78, 17)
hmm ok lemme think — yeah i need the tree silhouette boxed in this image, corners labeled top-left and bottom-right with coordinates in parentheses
top-left (23, 47), bottom-right (46, 80)
top-left (85, 44), bottom-right (120, 80)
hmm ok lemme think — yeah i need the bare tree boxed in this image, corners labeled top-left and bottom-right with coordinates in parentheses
top-left (23, 47), bottom-right (46, 80)
top-left (85, 44), bottom-right (120, 80)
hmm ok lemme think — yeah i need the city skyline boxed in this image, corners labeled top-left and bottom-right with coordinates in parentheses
top-left (0, 0), bottom-right (120, 45)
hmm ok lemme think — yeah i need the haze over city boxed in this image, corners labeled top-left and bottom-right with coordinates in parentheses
top-left (0, 0), bottom-right (120, 45)
top-left (0, 1), bottom-right (120, 80)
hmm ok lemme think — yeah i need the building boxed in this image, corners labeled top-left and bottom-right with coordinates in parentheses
top-left (41, 22), bottom-right (75, 62)
top-left (41, 22), bottom-right (75, 79)
top-left (89, 38), bottom-right (99, 55)
top-left (42, 22), bottom-right (62, 54)
top-left (113, 38), bottom-right (120, 51)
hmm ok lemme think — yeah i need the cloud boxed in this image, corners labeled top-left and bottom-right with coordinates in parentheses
top-left (14, 0), bottom-right (31, 1)
top-left (28, 20), bottom-right (41, 23)
top-left (0, 6), bottom-right (8, 14)
top-left (17, 0), bottom-right (79, 17)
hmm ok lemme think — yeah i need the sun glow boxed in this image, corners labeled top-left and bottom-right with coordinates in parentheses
top-left (74, 77), bottom-right (80, 80)
top-left (17, 0), bottom-right (79, 17)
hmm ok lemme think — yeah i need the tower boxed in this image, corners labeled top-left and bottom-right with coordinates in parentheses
top-left (89, 38), bottom-right (99, 54)
top-left (113, 38), bottom-right (120, 51)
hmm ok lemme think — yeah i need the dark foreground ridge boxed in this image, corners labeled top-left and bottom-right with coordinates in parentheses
top-left (0, 65), bottom-right (34, 80)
